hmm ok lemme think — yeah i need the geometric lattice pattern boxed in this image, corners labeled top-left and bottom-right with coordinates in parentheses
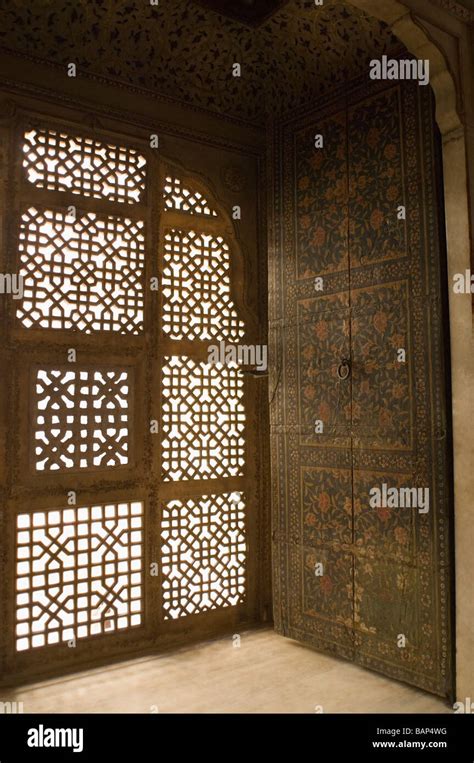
top-left (162, 229), bottom-right (244, 341)
top-left (163, 176), bottom-right (217, 216)
top-left (22, 129), bottom-right (146, 204)
top-left (161, 356), bottom-right (245, 481)
top-left (11, 122), bottom-right (250, 656)
top-left (161, 492), bottom-right (246, 619)
top-left (34, 368), bottom-right (130, 471)
top-left (15, 502), bottom-right (143, 651)
top-left (16, 207), bottom-right (145, 333)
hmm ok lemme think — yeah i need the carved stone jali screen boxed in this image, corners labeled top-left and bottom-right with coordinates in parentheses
top-left (0, 113), bottom-right (267, 683)
top-left (270, 79), bottom-right (454, 697)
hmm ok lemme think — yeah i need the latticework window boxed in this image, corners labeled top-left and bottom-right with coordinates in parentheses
top-left (163, 175), bottom-right (217, 216)
top-left (17, 207), bottom-right (145, 333)
top-left (158, 164), bottom-right (248, 619)
top-left (161, 357), bottom-right (245, 481)
top-left (16, 501), bottom-right (143, 651)
top-left (161, 492), bottom-right (246, 619)
top-left (5, 123), bottom-right (253, 679)
top-left (22, 128), bottom-right (146, 203)
top-left (162, 229), bottom-right (244, 341)
top-left (33, 368), bottom-right (131, 471)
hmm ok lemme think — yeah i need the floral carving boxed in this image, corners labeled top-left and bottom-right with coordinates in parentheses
top-left (0, 0), bottom-right (399, 124)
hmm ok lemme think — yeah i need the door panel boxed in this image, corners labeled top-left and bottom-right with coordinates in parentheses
top-left (270, 78), bottom-right (453, 696)
top-left (297, 296), bottom-right (351, 443)
top-left (351, 281), bottom-right (412, 447)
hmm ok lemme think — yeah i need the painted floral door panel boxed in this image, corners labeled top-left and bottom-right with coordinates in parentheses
top-left (297, 297), bottom-right (351, 444)
top-left (271, 79), bottom-right (453, 696)
top-left (351, 282), bottom-right (412, 446)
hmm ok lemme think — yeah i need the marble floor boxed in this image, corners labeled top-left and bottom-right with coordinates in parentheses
top-left (3, 628), bottom-right (451, 714)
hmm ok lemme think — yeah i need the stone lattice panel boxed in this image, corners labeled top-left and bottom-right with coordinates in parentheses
top-left (162, 228), bottom-right (244, 341)
top-left (161, 356), bottom-right (245, 481)
top-left (16, 207), bottom-right (145, 333)
top-left (33, 368), bottom-right (130, 472)
top-left (15, 501), bottom-right (143, 651)
top-left (163, 176), bottom-right (217, 216)
top-left (161, 492), bottom-right (246, 619)
top-left (22, 128), bottom-right (146, 203)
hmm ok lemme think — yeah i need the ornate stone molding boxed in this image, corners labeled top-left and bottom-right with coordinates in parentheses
top-left (434, 0), bottom-right (474, 22)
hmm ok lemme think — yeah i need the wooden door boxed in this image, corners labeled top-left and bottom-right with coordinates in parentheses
top-left (270, 78), bottom-right (453, 697)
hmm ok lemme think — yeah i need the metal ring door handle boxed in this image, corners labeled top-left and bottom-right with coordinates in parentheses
top-left (337, 359), bottom-right (351, 380)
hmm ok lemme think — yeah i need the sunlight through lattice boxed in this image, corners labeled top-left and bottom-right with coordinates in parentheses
top-left (161, 492), bottom-right (246, 619)
top-left (161, 356), bottom-right (246, 481)
top-left (162, 229), bottom-right (244, 341)
top-left (16, 207), bottom-right (145, 333)
top-left (163, 175), bottom-right (217, 216)
top-left (15, 502), bottom-right (143, 652)
top-left (23, 128), bottom-right (146, 203)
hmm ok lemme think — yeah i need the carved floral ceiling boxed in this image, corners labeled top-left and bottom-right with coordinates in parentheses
top-left (0, 0), bottom-right (402, 124)
top-left (193, 0), bottom-right (291, 25)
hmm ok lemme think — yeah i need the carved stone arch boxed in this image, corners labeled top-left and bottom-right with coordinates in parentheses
top-left (347, 0), bottom-right (461, 132)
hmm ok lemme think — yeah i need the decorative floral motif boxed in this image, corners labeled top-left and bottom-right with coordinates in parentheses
top-left (303, 548), bottom-right (353, 626)
top-left (302, 467), bottom-right (352, 547)
top-left (355, 559), bottom-right (417, 642)
top-left (296, 112), bottom-right (348, 278)
top-left (273, 81), bottom-right (452, 695)
top-left (349, 88), bottom-right (406, 266)
top-left (221, 164), bottom-right (246, 193)
top-left (353, 471), bottom-right (414, 561)
top-left (297, 295), bottom-right (351, 437)
top-left (0, 0), bottom-right (399, 124)
top-left (351, 282), bottom-right (411, 448)
top-left (295, 85), bottom-right (406, 280)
